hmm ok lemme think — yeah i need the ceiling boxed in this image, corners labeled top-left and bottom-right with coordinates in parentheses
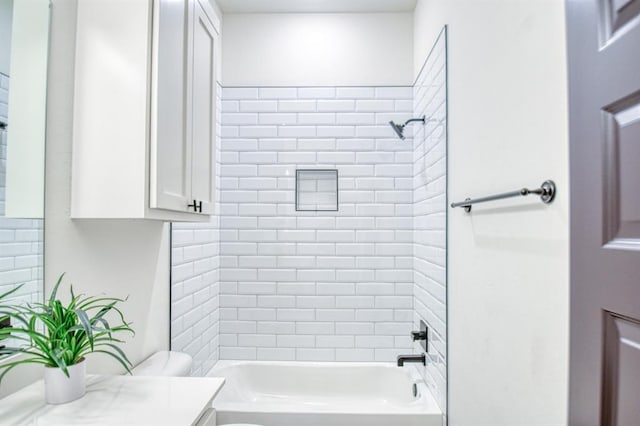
top-left (216, 0), bottom-right (418, 14)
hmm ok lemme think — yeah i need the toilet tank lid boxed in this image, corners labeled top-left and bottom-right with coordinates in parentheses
top-left (132, 351), bottom-right (192, 377)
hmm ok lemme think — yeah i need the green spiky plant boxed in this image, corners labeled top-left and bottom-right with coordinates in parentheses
top-left (0, 274), bottom-right (134, 382)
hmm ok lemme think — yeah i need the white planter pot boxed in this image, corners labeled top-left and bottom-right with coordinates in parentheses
top-left (44, 358), bottom-right (86, 404)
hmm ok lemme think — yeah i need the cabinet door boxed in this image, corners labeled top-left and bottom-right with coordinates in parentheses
top-left (150, 0), bottom-right (192, 213)
top-left (189, 0), bottom-right (216, 215)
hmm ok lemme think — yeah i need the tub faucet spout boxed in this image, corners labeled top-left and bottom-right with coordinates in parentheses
top-left (397, 353), bottom-right (426, 367)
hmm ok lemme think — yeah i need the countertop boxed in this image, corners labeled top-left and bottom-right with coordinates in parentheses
top-left (0, 375), bottom-right (225, 425)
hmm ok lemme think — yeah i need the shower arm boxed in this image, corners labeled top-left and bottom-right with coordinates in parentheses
top-left (403, 116), bottom-right (426, 126)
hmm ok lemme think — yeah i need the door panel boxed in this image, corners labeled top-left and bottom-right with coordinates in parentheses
top-left (567, 0), bottom-right (640, 424)
top-left (599, 0), bottom-right (640, 43)
top-left (602, 313), bottom-right (640, 426)
top-left (150, 0), bottom-right (191, 212)
top-left (189, 0), bottom-right (216, 215)
top-left (603, 93), bottom-right (640, 249)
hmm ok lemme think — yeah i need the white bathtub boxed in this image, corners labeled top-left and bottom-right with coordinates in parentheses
top-left (208, 361), bottom-right (442, 426)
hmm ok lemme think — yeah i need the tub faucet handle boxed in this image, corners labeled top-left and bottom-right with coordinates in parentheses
top-left (410, 330), bottom-right (427, 341)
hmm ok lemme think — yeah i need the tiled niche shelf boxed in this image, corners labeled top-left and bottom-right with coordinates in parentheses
top-left (295, 169), bottom-right (339, 212)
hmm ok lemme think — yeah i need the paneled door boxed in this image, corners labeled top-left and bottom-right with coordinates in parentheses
top-left (566, 0), bottom-right (640, 424)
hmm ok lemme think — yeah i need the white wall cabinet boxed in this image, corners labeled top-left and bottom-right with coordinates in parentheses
top-left (72, 0), bottom-right (219, 220)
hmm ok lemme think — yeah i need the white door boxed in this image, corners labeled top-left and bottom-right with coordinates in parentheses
top-left (566, 0), bottom-right (640, 424)
top-left (189, 0), bottom-right (216, 215)
top-left (150, 0), bottom-right (192, 213)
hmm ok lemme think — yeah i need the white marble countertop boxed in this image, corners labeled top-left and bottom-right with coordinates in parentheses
top-left (0, 375), bottom-right (225, 425)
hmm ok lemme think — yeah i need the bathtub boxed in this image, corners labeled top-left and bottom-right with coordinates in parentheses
top-left (208, 360), bottom-right (442, 426)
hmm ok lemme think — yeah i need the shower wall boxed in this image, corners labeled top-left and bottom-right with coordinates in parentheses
top-left (412, 29), bottom-right (447, 412)
top-left (218, 86), bottom-right (415, 361)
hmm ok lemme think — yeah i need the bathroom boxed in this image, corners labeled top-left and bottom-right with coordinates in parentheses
top-left (0, 0), bottom-right (636, 424)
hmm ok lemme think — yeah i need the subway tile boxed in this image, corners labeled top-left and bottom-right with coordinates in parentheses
top-left (258, 269), bottom-right (297, 282)
top-left (298, 113), bottom-right (336, 125)
top-left (277, 309), bottom-right (315, 321)
top-left (375, 87), bottom-right (413, 99)
top-left (258, 321), bottom-right (296, 334)
top-left (257, 348), bottom-right (296, 360)
top-left (277, 335), bottom-right (315, 348)
top-left (355, 335), bottom-right (394, 348)
top-left (336, 87), bottom-right (375, 99)
top-left (356, 308), bottom-right (394, 322)
top-left (220, 347), bottom-right (256, 360)
top-left (316, 99), bottom-right (355, 112)
top-left (296, 322), bottom-right (335, 335)
top-left (296, 348), bottom-right (335, 361)
top-left (316, 308), bottom-right (356, 321)
top-left (258, 113), bottom-right (298, 125)
top-left (278, 151), bottom-right (316, 163)
top-left (336, 322), bottom-right (374, 335)
top-left (316, 126), bottom-right (355, 138)
top-left (239, 126), bottom-right (278, 138)
top-left (336, 296), bottom-right (375, 309)
top-left (221, 113), bottom-right (258, 125)
top-left (336, 349), bottom-right (374, 361)
top-left (336, 113), bottom-right (375, 125)
top-left (239, 152), bottom-right (277, 164)
top-left (259, 87), bottom-right (298, 99)
top-left (355, 100), bottom-right (395, 112)
top-left (238, 309), bottom-right (276, 321)
top-left (222, 87), bottom-right (259, 99)
top-left (298, 87), bottom-right (335, 98)
top-left (278, 100), bottom-right (316, 112)
top-left (316, 335), bottom-right (354, 348)
top-left (297, 138), bottom-right (336, 151)
top-left (296, 296), bottom-right (335, 309)
top-left (238, 334), bottom-right (276, 347)
top-left (277, 282), bottom-right (316, 295)
top-left (258, 138), bottom-right (297, 150)
top-left (356, 125), bottom-right (394, 138)
top-left (278, 126), bottom-right (317, 138)
top-left (316, 152), bottom-right (355, 163)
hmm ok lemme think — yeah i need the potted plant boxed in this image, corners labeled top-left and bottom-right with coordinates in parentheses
top-left (0, 274), bottom-right (134, 404)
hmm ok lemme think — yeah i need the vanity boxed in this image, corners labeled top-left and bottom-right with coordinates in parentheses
top-left (0, 375), bottom-right (225, 425)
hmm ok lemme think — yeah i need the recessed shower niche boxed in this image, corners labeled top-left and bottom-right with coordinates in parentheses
top-left (295, 169), bottom-right (339, 212)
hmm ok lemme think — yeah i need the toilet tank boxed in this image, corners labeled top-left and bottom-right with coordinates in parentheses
top-left (132, 351), bottom-right (193, 377)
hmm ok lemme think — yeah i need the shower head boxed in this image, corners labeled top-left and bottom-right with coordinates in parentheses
top-left (389, 121), bottom-right (406, 140)
top-left (388, 115), bottom-right (427, 140)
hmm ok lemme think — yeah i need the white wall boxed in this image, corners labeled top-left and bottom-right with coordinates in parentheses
top-left (222, 13), bottom-right (414, 87)
top-left (45, 0), bottom-right (169, 372)
top-left (413, 1), bottom-right (569, 425)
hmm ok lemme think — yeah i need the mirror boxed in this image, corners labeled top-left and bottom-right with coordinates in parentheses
top-left (0, 0), bottom-right (49, 317)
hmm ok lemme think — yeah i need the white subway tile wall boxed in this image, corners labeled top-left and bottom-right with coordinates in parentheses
top-left (170, 83), bottom-right (222, 376)
top-left (412, 32), bottom-right (447, 412)
top-left (0, 73), bottom-right (43, 306)
top-left (219, 86), bottom-right (415, 363)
